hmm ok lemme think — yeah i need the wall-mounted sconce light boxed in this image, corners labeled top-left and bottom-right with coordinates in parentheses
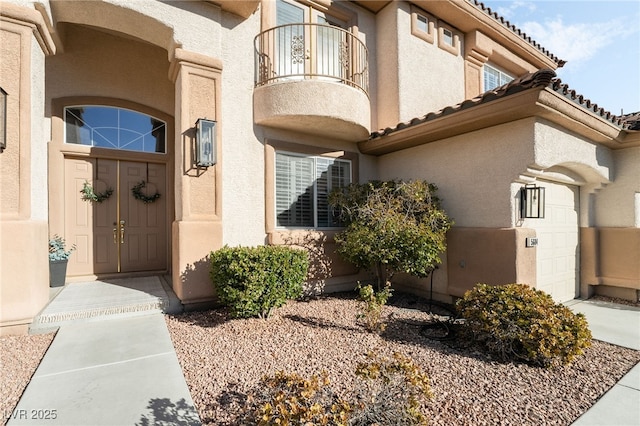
top-left (520, 184), bottom-right (545, 219)
top-left (0, 87), bottom-right (7, 152)
top-left (195, 118), bottom-right (216, 167)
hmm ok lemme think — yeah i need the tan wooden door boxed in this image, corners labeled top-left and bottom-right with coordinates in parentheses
top-left (65, 158), bottom-right (167, 276)
top-left (119, 161), bottom-right (167, 273)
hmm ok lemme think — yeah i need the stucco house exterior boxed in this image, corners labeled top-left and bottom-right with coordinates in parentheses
top-left (1, 0), bottom-right (638, 334)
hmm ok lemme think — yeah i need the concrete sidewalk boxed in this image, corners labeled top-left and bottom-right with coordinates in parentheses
top-left (7, 313), bottom-right (199, 425)
top-left (568, 299), bottom-right (640, 426)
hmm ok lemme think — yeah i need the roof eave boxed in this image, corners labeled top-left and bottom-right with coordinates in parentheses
top-left (536, 89), bottom-right (628, 147)
top-left (359, 88), bottom-right (629, 156)
top-left (410, 0), bottom-right (562, 69)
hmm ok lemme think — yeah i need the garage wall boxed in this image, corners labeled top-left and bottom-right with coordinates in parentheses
top-left (378, 119), bottom-right (535, 228)
top-left (592, 146), bottom-right (640, 227)
top-left (534, 120), bottom-right (613, 181)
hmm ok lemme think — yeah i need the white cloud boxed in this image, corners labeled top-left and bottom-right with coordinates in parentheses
top-left (495, 1), bottom-right (537, 19)
top-left (520, 17), bottom-right (634, 68)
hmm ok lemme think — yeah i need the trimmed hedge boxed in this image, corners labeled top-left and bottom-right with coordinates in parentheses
top-left (210, 245), bottom-right (309, 319)
top-left (456, 283), bottom-right (592, 367)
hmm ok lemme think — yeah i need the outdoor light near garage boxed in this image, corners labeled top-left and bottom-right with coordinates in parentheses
top-left (195, 118), bottom-right (216, 167)
top-left (0, 87), bottom-right (7, 152)
top-left (520, 183), bottom-right (545, 219)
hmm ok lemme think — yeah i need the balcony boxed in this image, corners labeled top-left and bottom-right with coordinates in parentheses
top-left (254, 23), bottom-right (371, 141)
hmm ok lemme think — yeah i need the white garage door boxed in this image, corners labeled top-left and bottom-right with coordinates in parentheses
top-left (533, 181), bottom-right (579, 302)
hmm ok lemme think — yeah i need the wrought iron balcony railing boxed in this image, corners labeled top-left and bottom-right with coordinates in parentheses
top-left (255, 23), bottom-right (369, 96)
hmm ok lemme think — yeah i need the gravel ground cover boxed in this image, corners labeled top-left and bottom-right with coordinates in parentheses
top-left (166, 293), bottom-right (640, 426)
top-left (0, 332), bottom-right (55, 425)
top-left (591, 295), bottom-right (640, 308)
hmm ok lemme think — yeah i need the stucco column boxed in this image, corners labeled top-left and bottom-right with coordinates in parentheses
top-left (464, 48), bottom-right (487, 99)
top-left (0, 3), bottom-right (56, 334)
top-left (169, 49), bottom-right (223, 309)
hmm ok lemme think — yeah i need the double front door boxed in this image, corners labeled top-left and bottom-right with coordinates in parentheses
top-left (65, 157), bottom-right (168, 276)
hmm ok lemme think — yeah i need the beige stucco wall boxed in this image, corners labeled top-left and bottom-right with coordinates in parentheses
top-left (253, 80), bottom-right (371, 141)
top-left (374, 116), bottom-right (624, 300)
top-left (377, 119), bottom-right (536, 228)
top-left (532, 119), bottom-right (614, 229)
top-left (397, 3), bottom-right (465, 125)
top-left (376, 2), bottom-right (466, 130)
top-left (446, 227), bottom-right (537, 297)
top-left (375, 120), bottom-right (536, 296)
top-left (48, 0), bottom-right (223, 60)
top-left (375, 2), bottom-right (400, 130)
top-left (0, 3), bottom-right (53, 334)
top-left (592, 147), bottom-right (640, 227)
top-left (533, 120), bottom-right (613, 185)
top-left (356, 6), bottom-right (378, 132)
top-left (581, 227), bottom-right (640, 298)
top-left (45, 24), bottom-right (174, 117)
top-left (221, 7), bottom-right (265, 247)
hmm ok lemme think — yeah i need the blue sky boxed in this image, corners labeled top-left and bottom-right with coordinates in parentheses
top-left (480, 0), bottom-right (640, 115)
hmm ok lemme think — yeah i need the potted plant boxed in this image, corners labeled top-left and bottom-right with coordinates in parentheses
top-left (49, 235), bottom-right (76, 287)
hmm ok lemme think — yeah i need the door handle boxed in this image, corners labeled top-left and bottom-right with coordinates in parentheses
top-left (120, 220), bottom-right (125, 244)
top-left (113, 227), bottom-right (118, 244)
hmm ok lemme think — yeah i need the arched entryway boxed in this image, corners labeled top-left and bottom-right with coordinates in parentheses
top-left (45, 10), bottom-right (223, 306)
top-left (58, 104), bottom-right (173, 279)
top-left (45, 14), bottom-right (177, 281)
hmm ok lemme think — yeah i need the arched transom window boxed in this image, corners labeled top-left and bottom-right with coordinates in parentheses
top-left (64, 106), bottom-right (166, 153)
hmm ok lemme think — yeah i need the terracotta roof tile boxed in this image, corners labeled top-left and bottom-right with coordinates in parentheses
top-left (468, 0), bottom-right (566, 67)
top-left (619, 112), bottom-right (640, 130)
top-left (370, 69), bottom-right (634, 140)
top-left (550, 78), bottom-right (632, 128)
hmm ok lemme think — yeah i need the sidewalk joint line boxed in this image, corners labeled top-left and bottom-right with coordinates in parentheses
top-left (35, 351), bottom-right (175, 379)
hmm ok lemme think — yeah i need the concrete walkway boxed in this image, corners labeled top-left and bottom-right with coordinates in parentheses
top-left (568, 299), bottom-right (640, 426)
top-left (7, 277), bottom-right (200, 425)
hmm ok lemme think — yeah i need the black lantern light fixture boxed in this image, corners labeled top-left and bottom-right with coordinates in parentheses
top-left (195, 118), bottom-right (216, 167)
top-left (520, 183), bottom-right (545, 219)
top-left (0, 87), bottom-right (7, 152)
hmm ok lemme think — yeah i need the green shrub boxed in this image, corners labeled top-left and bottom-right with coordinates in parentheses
top-left (210, 245), bottom-right (309, 319)
top-left (356, 283), bottom-right (393, 333)
top-left (456, 283), bottom-right (592, 367)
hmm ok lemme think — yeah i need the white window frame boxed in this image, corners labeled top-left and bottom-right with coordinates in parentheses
top-left (437, 21), bottom-right (461, 56)
top-left (442, 28), bottom-right (454, 46)
top-left (483, 63), bottom-right (515, 92)
top-left (411, 5), bottom-right (435, 44)
top-left (275, 151), bottom-right (352, 229)
top-left (63, 105), bottom-right (167, 154)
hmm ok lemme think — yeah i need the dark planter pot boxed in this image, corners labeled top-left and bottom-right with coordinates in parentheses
top-left (49, 259), bottom-right (69, 287)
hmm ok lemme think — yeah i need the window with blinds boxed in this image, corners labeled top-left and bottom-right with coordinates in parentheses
top-left (275, 152), bottom-right (352, 228)
top-left (483, 64), bottom-right (514, 92)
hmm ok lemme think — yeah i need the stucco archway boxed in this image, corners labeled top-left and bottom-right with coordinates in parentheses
top-left (49, 1), bottom-right (175, 53)
top-left (46, 18), bottom-right (176, 280)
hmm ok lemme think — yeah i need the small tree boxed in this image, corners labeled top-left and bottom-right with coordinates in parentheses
top-left (329, 180), bottom-right (452, 290)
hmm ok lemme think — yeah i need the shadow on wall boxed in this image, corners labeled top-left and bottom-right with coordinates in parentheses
top-left (136, 397), bottom-right (200, 426)
top-left (280, 232), bottom-right (333, 295)
top-left (180, 254), bottom-right (214, 297)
